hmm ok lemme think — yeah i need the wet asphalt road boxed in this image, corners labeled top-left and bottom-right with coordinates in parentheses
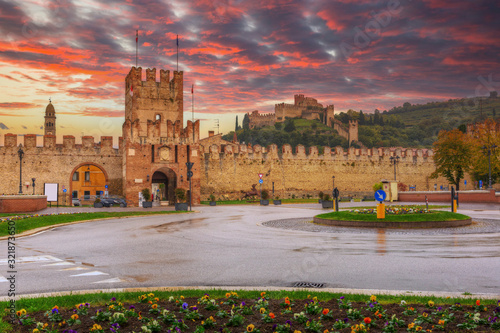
top-left (0, 203), bottom-right (499, 296)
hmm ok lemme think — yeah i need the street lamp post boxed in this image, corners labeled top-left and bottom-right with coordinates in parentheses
top-left (18, 144), bottom-right (24, 194)
top-left (389, 156), bottom-right (400, 181)
top-left (482, 144), bottom-right (497, 189)
top-left (332, 176), bottom-right (335, 198)
top-left (32, 178), bottom-right (36, 195)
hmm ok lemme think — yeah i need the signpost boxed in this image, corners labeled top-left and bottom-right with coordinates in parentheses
top-left (464, 180), bottom-right (467, 190)
top-left (258, 173), bottom-right (263, 200)
top-left (186, 162), bottom-right (194, 211)
top-left (375, 189), bottom-right (387, 219)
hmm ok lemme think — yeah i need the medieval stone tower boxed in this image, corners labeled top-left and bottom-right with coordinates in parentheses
top-left (122, 66), bottom-right (200, 206)
top-left (44, 100), bottom-right (56, 136)
top-left (349, 119), bottom-right (359, 142)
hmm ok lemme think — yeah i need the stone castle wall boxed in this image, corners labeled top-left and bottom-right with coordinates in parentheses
top-left (0, 134), bottom-right (123, 203)
top-left (199, 143), bottom-right (457, 200)
top-left (248, 111), bottom-right (275, 129)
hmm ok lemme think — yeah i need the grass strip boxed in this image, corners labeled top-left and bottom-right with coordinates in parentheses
top-left (339, 205), bottom-right (450, 210)
top-left (316, 211), bottom-right (470, 222)
top-left (0, 211), bottom-right (187, 237)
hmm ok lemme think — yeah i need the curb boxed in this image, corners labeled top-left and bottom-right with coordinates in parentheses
top-left (1, 286), bottom-right (499, 302)
top-left (313, 216), bottom-right (472, 228)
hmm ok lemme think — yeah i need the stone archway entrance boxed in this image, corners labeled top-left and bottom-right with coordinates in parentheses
top-left (151, 168), bottom-right (177, 204)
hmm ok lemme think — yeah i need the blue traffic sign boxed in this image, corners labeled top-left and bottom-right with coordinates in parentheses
top-left (259, 179), bottom-right (263, 184)
top-left (105, 185), bottom-right (108, 188)
top-left (63, 189), bottom-right (67, 193)
top-left (464, 180), bottom-right (467, 185)
top-left (375, 189), bottom-right (387, 202)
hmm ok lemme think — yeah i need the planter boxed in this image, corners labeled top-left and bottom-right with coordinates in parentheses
top-left (318, 199), bottom-right (322, 203)
top-left (94, 202), bottom-right (103, 208)
top-left (260, 199), bottom-right (269, 206)
top-left (273, 200), bottom-right (282, 205)
top-left (142, 201), bottom-right (153, 208)
top-left (175, 203), bottom-right (188, 211)
top-left (209, 201), bottom-right (216, 206)
top-left (321, 200), bottom-right (333, 208)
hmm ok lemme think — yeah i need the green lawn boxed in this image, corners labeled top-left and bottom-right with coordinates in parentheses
top-left (316, 211), bottom-right (470, 222)
top-left (0, 211), bottom-right (188, 237)
top-left (200, 198), bottom-right (321, 205)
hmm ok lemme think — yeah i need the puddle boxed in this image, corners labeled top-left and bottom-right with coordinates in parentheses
top-left (147, 217), bottom-right (207, 232)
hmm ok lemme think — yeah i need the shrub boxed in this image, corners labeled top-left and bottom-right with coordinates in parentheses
top-left (373, 182), bottom-right (383, 192)
top-left (261, 189), bottom-right (269, 200)
top-left (175, 188), bottom-right (186, 203)
top-left (141, 188), bottom-right (151, 202)
top-left (209, 194), bottom-right (216, 202)
top-left (323, 194), bottom-right (331, 201)
top-left (318, 191), bottom-right (324, 200)
top-left (398, 182), bottom-right (408, 191)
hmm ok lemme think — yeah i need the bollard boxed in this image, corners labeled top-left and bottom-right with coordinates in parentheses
top-left (377, 203), bottom-right (385, 219)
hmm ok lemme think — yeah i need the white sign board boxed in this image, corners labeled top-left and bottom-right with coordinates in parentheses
top-left (44, 183), bottom-right (59, 202)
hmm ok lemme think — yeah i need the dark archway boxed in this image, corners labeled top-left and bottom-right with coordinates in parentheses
top-left (151, 168), bottom-right (177, 204)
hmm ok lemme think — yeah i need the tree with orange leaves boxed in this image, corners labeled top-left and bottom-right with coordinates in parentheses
top-left (430, 129), bottom-right (472, 190)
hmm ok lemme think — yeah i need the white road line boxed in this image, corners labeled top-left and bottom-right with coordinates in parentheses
top-left (70, 271), bottom-right (109, 277)
top-left (0, 255), bottom-right (62, 265)
top-left (92, 277), bottom-right (126, 284)
top-left (60, 267), bottom-right (88, 271)
top-left (43, 262), bottom-right (75, 267)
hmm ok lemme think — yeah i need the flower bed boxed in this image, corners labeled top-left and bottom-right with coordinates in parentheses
top-left (9, 293), bottom-right (500, 332)
top-left (348, 205), bottom-right (432, 215)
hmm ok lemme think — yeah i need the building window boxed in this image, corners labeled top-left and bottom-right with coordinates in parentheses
top-left (85, 171), bottom-right (90, 181)
top-left (155, 114), bottom-right (161, 121)
top-left (72, 191), bottom-right (78, 199)
top-left (84, 191), bottom-right (90, 200)
top-left (96, 191), bottom-right (101, 198)
top-left (72, 172), bottom-right (79, 181)
top-left (175, 145), bottom-right (178, 163)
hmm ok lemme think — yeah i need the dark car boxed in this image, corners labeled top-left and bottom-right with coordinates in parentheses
top-left (72, 198), bottom-right (81, 206)
top-left (100, 198), bottom-right (116, 207)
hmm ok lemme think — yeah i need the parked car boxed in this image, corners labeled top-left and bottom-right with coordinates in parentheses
top-left (100, 198), bottom-right (116, 207)
top-left (72, 198), bottom-right (81, 206)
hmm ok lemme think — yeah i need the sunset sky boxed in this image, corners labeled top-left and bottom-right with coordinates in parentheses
top-left (0, 0), bottom-right (499, 144)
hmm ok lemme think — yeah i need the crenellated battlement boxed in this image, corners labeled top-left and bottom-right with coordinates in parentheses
top-left (201, 142), bottom-right (433, 163)
top-left (122, 119), bottom-right (199, 145)
top-left (0, 134), bottom-right (122, 155)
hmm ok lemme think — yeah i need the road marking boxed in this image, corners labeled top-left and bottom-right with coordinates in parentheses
top-left (92, 277), bottom-right (126, 284)
top-left (43, 261), bottom-right (75, 267)
top-left (71, 271), bottom-right (109, 277)
top-left (0, 255), bottom-right (62, 265)
top-left (60, 267), bottom-right (88, 271)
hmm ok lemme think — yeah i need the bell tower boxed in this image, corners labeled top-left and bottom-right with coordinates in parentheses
top-left (44, 99), bottom-right (56, 136)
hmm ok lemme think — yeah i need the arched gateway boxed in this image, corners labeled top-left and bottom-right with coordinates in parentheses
top-left (151, 168), bottom-right (177, 204)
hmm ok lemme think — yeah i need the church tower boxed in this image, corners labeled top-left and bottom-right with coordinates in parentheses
top-left (44, 100), bottom-right (56, 136)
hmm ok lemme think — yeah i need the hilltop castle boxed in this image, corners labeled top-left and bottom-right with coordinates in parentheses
top-left (248, 94), bottom-right (358, 143)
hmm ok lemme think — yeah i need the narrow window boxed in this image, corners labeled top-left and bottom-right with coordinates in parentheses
top-left (72, 172), bottom-right (79, 181)
top-left (84, 191), bottom-right (90, 200)
top-left (85, 171), bottom-right (90, 181)
top-left (152, 145), bottom-right (155, 163)
top-left (187, 145), bottom-right (190, 162)
top-left (72, 191), bottom-right (78, 199)
top-left (175, 145), bottom-right (178, 163)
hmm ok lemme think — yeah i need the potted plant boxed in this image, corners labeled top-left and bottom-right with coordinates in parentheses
top-left (318, 191), bottom-right (324, 203)
top-left (273, 195), bottom-right (281, 205)
top-left (141, 188), bottom-right (152, 208)
top-left (93, 197), bottom-right (103, 208)
top-left (159, 183), bottom-right (169, 206)
top-left (175, 188), bottom-right (188, 211)
top-left (209, 194), bottom-right (216, 206)
top-left (321, 193), bottom-right (333, 208)
top-left (260, 189), bottom-right (269, 206)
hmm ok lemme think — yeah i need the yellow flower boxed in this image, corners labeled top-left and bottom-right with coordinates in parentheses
top-left (370, 295), bottom-right (377, 302)
top-left (154, 297), bottom-right (159, 302)
top-left (109, 305), bottom-right (115, 310)
top-left (180, 295), bottom-right (185, 299)
top-left (247, 324), bottom-right (255, 332)
top-left (416, 326), bottom-right (422, 331)
top-left (294, 331), bottom-right (302, 333)
top-left (148, 293), bottom-right (155, 297)
top-left (260, 307), bottom-right (266, 314)
top-left (428, 300), bottom-right (434, 307)
top-left (209, 316), bottom-right (215, 321)
top-left (43, 323), bottom-right (48, 328)
top-left (423, 312), bottom-right (428, 318)
top-left (226, 293), bottom-right (231, 298)
top-left (71, 314), bottom-right (78, 320)
top-left (313, 297), bottom-right (318, 302)
top-left (33, 329), bottom-right (40, 333)
top-left (408, 323), bottom-right (415, 329)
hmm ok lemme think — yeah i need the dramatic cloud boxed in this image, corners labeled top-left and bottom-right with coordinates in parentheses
top-left (0, 0), bottom-right (499, 136)
top-left (0, 102), bottom-right (41, 109)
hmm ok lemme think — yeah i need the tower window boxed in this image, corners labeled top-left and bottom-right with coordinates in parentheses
top-left (155, 114), bottom-right (161, 121)
top-left (72, 172), bottom-right (79, 181)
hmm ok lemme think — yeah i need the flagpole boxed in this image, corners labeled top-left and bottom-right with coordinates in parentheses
top-left (192, 84), bottom-right (194, 122)
top-left (176, 34), bottom-right (179, 72)
top-left (135, 30), bottom-right (138, 67)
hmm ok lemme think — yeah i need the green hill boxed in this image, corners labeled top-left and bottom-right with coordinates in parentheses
top-left (224, 94), bottom-right (500, 150)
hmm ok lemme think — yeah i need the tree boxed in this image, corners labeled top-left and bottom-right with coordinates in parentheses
top-left (468, 119), bottom-right (500, 186)
top-left (242, 113), bottom-right (250, 130)
top-left (235, 115), bottom-right (239, 132)
top-left (284, 119), bottom-right (296, 132)
top-left (359, 110), bottom-right (365, 125)
top-left (430, 129), bottom-right (472, 190)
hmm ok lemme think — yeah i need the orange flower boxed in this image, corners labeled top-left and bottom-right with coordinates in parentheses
top-left (152, 304), bottom-right (158, 309)
top-left (269, 313), bottom-right (275, 319)
top-left (364, 317), bottom-right (371, 324)
top-left (476, 300), bottom-right (480, 306)
top-left (261, 292), bottom-right (266, 297)
top-left (378, 314), bottom-right (382, 318)
top-left (285, 297), bottom-right (291, 305)
top-left (148, 300), bottom-right (153, 304)
top-left (438, 320), bottom-right (445, 325)
top-left (322, 308), bottom-right (329, 315)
